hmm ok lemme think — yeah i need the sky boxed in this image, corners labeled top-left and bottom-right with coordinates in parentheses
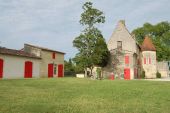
top-left (0, 0), bottom-right (170, 60)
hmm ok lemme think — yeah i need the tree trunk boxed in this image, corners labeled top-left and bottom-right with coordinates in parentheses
top-left (90, 67), bottom-right (93, 76)
top-left (84, 68), bottom-right (87, 77)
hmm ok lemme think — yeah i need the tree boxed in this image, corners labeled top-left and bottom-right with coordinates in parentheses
top-left (73, 2), bottom-right (109, 77)
top-left (132, 21), bottom-right (170, 61)
top-left (64, 58), bottom-right (75, 76)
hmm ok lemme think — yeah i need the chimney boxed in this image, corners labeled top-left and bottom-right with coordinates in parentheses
top-left (117, 20), bottom-right (125, 28)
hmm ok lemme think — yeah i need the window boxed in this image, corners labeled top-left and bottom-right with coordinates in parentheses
top-left (144, 58), bottom-right (146, 64)
top-left (117, 41), bottom-right (122, 50)
top-left (52, 52), bottom-right (56, 59)
top-left (125, 56), bottom-right (129, 64)
top-left (54, 64), bottom-right (57, 75)
top-left (149, 57), bottom-right (151, 64)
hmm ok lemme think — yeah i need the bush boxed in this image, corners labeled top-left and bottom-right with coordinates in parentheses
top-left (156, 71), bottom-right (161, 78)
top-left (141, 71), bottom-right (145, 79)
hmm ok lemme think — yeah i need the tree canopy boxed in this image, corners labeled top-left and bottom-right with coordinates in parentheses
top-left (132, 21), bottom-right (170, 61)
top-left (73, 2), bottom-right (109, 76)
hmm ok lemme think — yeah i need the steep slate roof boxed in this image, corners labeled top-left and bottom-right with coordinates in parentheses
top-left (0, 47), bottom-right (41, 59)
top-left (141, 36), bottom-right (156, 51)
top-left (24, 44), bottom-right (65, 54)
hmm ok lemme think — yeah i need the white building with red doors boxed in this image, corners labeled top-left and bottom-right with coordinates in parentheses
top-left (0, 44), bottom-right (65, 79)
top-left (0, 47), bottom-right (41, 79)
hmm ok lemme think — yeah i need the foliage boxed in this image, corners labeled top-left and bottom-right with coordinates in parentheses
top-left (64, 58), bottom-right (76, 76)
top-left (73, 1), bottom-right (109, 76)
top-left (0, 78), bottom-right (170, 113)
top-left (64, 58), bottom-right (74, 72)
top-left (141, 71), bottom-right (145, 79)
top-left (156, 71), bottom-right (161, 78)
top-left (110, 49), bottom-right (124, 76)
top-left (96, 68), bottom-right (101, 79)
top-left (132, 21), bottom-right (170, 61)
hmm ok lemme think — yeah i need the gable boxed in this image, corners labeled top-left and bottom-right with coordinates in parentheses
top-left (107, 20), bottom-right (137, 53)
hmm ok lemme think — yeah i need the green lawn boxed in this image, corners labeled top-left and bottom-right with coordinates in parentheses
top-left (0, 78), bottom-right (170, 113)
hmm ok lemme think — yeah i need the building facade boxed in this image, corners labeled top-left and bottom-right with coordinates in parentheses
top-left (104, 20), bottom-right (157, 79)
top-left (24, 44), bottom-right (65, 78)
top-left (0, 47), bottom-right (41, 79)
top-left (0, 44), bottom-right (65, 79)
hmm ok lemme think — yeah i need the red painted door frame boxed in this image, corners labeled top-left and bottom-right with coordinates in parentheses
top-left (58, 64), bottom-right (63, 77)
top-left (124, 68), bottom-right (130, 80)
top-left (48, 64), bottom-right (53, 78)
top-left (0, 59), bottom-right (4, 78)
top-left (24, 61), bottom-right (33, 78)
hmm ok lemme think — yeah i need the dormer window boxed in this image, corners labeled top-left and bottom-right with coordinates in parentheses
top-left (117, 41), bottom-right (122, 50)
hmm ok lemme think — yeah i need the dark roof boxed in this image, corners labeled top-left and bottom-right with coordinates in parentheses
top-left (0, 47), bottom-right (41, 59)
top-left (25, 44), bottom-right (65, 54)
top-left (141, 36), bottom-right (156, 51)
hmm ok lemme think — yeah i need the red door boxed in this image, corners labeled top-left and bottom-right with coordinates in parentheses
top-left (124, 68), bottom-right (130, 80)
top-left (58, 64), bottom-right (63, 77)
top-left (48, 64), bottom-right (53, 78)
top-left (24, 61), bottom-right (33, 78)
top-left (0, 59), bottom-right (4, 78)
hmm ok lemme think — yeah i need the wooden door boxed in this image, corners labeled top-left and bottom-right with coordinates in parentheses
top-left (24, 61), bottom-right (33, 78)
top-left (124, 68), bottom-right (130, 80)
top-left (48, 64), bottom-right (53, 78)
top-left (0, 59), bottom-right (3, 78)
top-left (58, 64), bottom-right (63, 77)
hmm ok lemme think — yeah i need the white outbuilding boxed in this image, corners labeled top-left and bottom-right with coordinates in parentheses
top-left (0, 47), bottom-right (41, 79)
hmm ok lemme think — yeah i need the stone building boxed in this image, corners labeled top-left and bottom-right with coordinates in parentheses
top-left (140, 37), bottom-right (157, 78)
top-left (104, 20), bottom-right (157, 79)
top-left (0, 44), bottom-right (65, 79)
top-left (24, 44), bottom-right (65, 78)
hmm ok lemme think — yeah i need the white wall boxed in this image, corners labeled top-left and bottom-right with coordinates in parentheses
top-left (142, 51), bottom-right (157, 78)
top-left (0, 54), bottom-right (40, 79)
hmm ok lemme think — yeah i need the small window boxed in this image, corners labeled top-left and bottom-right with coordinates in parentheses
top-left (149, 57), bottom-right (151, 64)
top-left (52, 53), bottom-right (55, 59)
top-left (54, 64), bottom-right (57, 75)
top-left (144, 58), bottom-right (146, 64)
top-left (117, 41), bottom-right (122, 50)
top-left (125, 56), bottom-right (129, 64)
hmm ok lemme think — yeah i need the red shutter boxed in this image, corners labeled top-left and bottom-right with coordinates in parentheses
top-left (125, 56), bottom-right (129, 64)
top-left (52, 53), bottom-right (55, 59)
top-left (144, 58), bottom-right (146, 64)
top-left (0, 59), bottom-right (3, 78)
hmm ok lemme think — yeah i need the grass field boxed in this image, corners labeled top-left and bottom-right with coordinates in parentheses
top-left (0, 78), bottom-right (170, 113)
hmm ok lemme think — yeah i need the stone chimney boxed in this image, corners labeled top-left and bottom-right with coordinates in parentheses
top-left (116, 20), bottom-right (126, 30)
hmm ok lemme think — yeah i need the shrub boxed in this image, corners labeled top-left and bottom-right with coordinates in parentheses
top-left (141, 71), bottom-right (145, 79)
top-left (156, 71), bottom-right (161, 78)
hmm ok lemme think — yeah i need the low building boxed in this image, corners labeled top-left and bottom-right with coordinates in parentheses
top-left (157, 61), bottom-right (169, 78)
top-left (0, 47), bottom-right (41, 79)
top-left (24, 44), bottom-right (65, 78)
top-left (0, 44), bottom-right (65, 79)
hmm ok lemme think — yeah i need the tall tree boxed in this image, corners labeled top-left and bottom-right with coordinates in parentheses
top-left (73, 2), bottom-right (109, 77)
top-left (132, 21), bottom-right (170, 61)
